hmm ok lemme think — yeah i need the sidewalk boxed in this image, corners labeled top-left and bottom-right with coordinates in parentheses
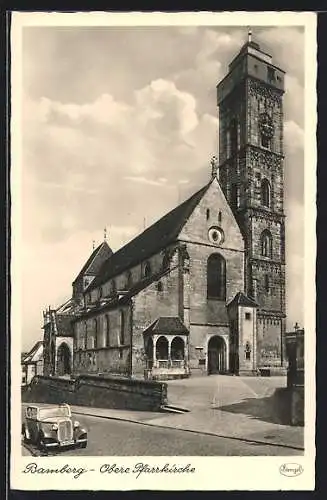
top-left (71, 375), bottom-right (304, 452)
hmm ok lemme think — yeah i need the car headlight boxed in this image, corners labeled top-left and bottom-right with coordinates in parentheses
top-left (73, 421), bottom-right (80, 428)
top-left (52, 424), bottom-right (58, 430)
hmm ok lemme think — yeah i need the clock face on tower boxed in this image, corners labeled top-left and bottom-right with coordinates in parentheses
top-left (259, 112), bottom-right (274, 138)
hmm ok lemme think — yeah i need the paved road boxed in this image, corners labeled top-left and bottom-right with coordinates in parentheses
top-left (22, 413), bottom-right (299, 456)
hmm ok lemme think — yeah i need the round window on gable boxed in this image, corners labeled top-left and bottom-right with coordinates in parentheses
top-left (208, 226), bottom-right (225, 245)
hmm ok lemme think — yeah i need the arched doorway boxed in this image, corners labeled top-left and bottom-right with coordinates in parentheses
top-left (207, 336), bottom-right (227, 375)
top-left (56, 343), bottom-right (72, 376)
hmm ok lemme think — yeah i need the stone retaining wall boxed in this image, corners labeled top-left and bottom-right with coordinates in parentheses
top-left (22, 374), bottom-right (168, 412)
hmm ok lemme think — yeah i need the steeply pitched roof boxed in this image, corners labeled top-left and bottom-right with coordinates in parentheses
top-left (73, 241), bottom-right (113, 284)
top-left (22, 341), bottom-right (43, 364)
top-left (88, 182), bottom-right (211, 291)
top-left (227, 292), bottom-right (259, 308)
top-left (143, 317), bottom-right (189, 336)
top-left (56, 298), bottom-right (75, 315)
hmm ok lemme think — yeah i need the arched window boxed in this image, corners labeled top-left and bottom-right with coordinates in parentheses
top-left (171, 337), bottom-right (185, 360)
top-left (84, 321), bottom-right (88, 350)
top-left (207, 253), bottom-right (226, 300)
top-left (261, 230), bottom-right (273, 258)
top-left (156, 336), bottom-right (168, 360)
top-left (103, 315), bottom-right (110, 348)
top-left (261, 179), bottom-right (271, 208)
top-left (218, 211), bottom-right (222, 223)
top-left (206, 209), bottom-right (210, 220)
top-left (144, 261), bottom-right (151, 278)
top-left (120, 310), bottom-right (125, 345)
top-left (93, 318), bottom-right (98, 349)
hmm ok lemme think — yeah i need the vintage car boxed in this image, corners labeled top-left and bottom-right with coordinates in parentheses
top-left (22, 403), bottom-right (87, 450)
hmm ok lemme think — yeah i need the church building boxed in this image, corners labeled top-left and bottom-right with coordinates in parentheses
top-left (43, 34), bottom-right (287, 380)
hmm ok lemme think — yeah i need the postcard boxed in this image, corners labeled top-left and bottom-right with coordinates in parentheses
top-left (10, 10), bottom-right (316, 491)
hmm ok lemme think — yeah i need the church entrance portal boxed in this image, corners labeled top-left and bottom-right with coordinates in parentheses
top-left (56, 343), bottom-right (72, 376)
top-left (207, 336), bottom-right (227, 375)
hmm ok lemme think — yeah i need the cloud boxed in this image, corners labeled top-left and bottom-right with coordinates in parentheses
top-left (19, 25), bottom-right (306, 350)
top-left (124, 176), bottom-right (168, 187)
top-left (284, 120), bottom-right (304, 154)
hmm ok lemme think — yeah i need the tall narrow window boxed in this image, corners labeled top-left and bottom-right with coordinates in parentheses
top-left (120, 310), bottom-right (125, 345)
top-left (207, 254), bottom-right (226, 300)
top-left (103, 315), bottom-right (110, 347)
top-left (218, 211), bottom-right (222, 223)
top-left (231, 184), bottom-right (239, 210)
top-left (84, 321), bottom-right (88, 350)
top-left (261, 230), bottom-right (273, 258)
top-left (267, 66), bottom-right (276, 83)
top-left (126, 270), bottom-right (132, 289)
top-left (206, 209), bottom-right (210, 220)
top-left (144, 261), bottom-right (151, 278)
top-left (261, 135), bottom-right (270, 149)
top-left (245, 342), bottom-right (251, 360)
top-left (261, 179), bottom-right (271, 208)
top-left (226, 130), bottom-right (231, 158)
top-left (93, 318), bottom-right (98, 349)
top-left (230, 119), bottom-right (238, 155)
top-left (264, 274), bottom-right (270, 293)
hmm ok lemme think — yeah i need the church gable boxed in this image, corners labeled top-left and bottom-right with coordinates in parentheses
top-left (178, 178), bottom-right (244, 251)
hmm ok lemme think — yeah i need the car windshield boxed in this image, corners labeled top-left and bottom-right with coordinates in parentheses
top-left (38, 406), bottom-right (71, 419)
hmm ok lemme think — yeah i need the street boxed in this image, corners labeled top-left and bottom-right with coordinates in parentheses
top-left (22, 412), bottom-right (299, 456)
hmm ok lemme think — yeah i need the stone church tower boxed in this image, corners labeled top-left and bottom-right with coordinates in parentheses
top-left (217, 33), bottom-right (286, 372)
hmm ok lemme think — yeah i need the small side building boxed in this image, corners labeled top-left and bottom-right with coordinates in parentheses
top-left (285, 326), bottom-right (304, 426)
top-left (42, 241), bottom-right (112, 377)
top-left (21, 340), bottom-right (44, 385)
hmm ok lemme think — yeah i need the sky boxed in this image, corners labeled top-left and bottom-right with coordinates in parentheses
top-left (20, 24), bottom-right (305, 351)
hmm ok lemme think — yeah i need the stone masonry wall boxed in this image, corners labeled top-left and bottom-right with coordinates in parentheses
top-left (22, 374), bottom-right (168, 412)
top-left (132, 250), bottom-right (180, 376)
top-left (73, 304), bottom-right (132, 376)
top-left (178, 180), bottom-right (245, 372)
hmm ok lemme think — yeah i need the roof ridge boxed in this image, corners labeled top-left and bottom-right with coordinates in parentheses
top-left (72, 240), bottom-right (113, 285)
top-left (88, 181), bottom-right (211, 291)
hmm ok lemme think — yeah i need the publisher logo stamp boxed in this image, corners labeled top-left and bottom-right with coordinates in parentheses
top-left (279, 463), bottom-right (304, 477)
